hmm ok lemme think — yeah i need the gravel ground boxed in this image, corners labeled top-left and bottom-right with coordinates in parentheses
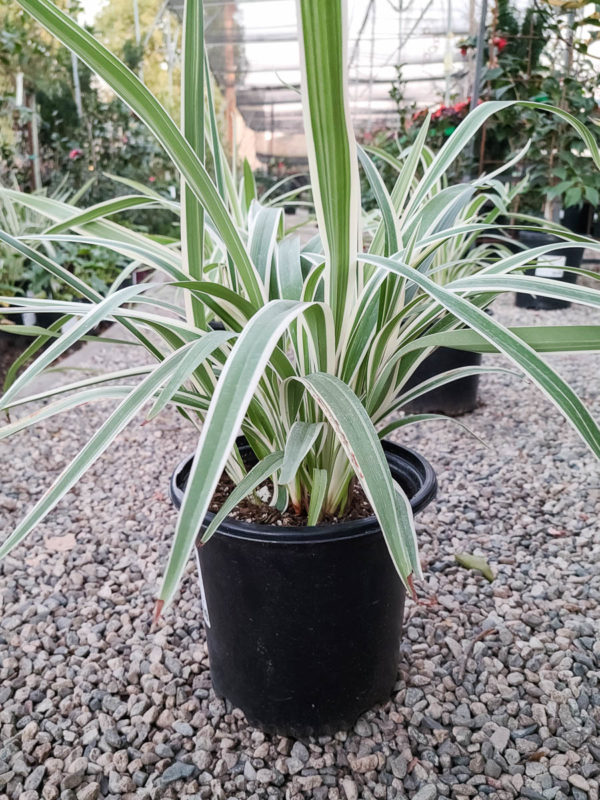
top-left (0, 293), bottom-right (598, 800)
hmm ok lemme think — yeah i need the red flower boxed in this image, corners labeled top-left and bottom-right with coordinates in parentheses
top-left (149, 176), bottom-right (156, 183)
top-left (452, 100), bottom-right (469, 114)
top-left (69, 148), bottom-right (82, 160)
top-left (493, 36), bottom-right (508, 52)
top-left (460, 46), bottom-right (468, 57)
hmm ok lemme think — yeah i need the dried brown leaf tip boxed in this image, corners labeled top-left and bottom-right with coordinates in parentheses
top-left (407, 573), bottom-right (417, 602)
top-left (151, 598), bottom-right (164, 630)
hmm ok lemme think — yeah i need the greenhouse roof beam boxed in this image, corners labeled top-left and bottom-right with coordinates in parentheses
top-left (204, 28), bottom-right (468, 45)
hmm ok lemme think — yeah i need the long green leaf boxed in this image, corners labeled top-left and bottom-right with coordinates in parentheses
top-left (1, 187), bottom-right (184, 275)
top-left (361, 253), bottom-right (600, 458)
top-left (2, 366), bottom-right (155, 411)
top-left (158, 299), bottom-right (313, 611)
top-left (407, 100), bottom-right (600, 219)
top-left (0, 386), bottom-right (133, 438)
top-left (181, 0), bottom-right (206, 329)
top-left (378, 413), bottom-right (485, 445)
top-left (276, 236), bottom-right (303, 300)
top-left (25, 233), bottom-right (189, 281)
top-left (248, 201), bottom-right (282, 285)
top-left (394, 365), bottom-right (519, 409)
top-left (279, 421), bottom-right (323, 484)
top-left (44, 195), bottom-right (156, 234)
top-left (297, 0), bottom-right (359, 334)
top-left (307, 467), bottom-right (328, 526)
top-left (370, 116), bottom-right (430, 256)
top-left (146, 329), bottom-right (235, 420)
top-left (243, 158), bottom-right (257, 213)
top-left (409, 326), bottom-right (600, 354)
top-left (0, 340), bottom-right (218, 560)
top-left (450, 274), bottom-right (600, 309)
top-left (357, 145), bottom-right (398, 255)
top-left (0, 283), bottom-right (155, 410)
top-left (3, 314), bottom-right (72, 394)
top-left (0, 230), bottom-right (100, 302)
top-left (294, 372), bottom-right (419, 589)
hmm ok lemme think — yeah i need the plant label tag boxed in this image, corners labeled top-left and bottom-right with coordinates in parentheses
top-left (535, 255), bottom-right (566, 279)
top-left (194, 547), bottom-right (211, 627)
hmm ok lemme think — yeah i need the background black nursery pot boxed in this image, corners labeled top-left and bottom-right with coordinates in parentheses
top-left (514, 229), bottom-right (583, 311)
top-left (403, 347), bottom-right (483, 416)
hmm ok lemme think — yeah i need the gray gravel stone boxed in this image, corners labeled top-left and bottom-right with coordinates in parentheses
top-left (290, 741), bottom-right (310, 763)
top-left (489, 725), bottom-right (510, 753)
top-left (156, 761), bottom-right (197, 786)
top-left (285, 757), bottom-right (303, 775)
top-left (568, 774), bottom-right (590, 791)
top-left (75, 785), bottom-right (100, 800)
top-left (413, 786), bottom-right (437, 800)
top-left (172, 721), bottom-right (194, 737)
top-left (484, 759), bottom-right (502, 779)
top-left (24, 766), bottom-right (45, 791)
top-left (390, 754), bottom-right (408, 779)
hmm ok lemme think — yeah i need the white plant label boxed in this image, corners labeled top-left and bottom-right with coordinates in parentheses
top-left (535, 254), bottom-right (566, 279)
top-left (194, 547), bottom-right (211, 627)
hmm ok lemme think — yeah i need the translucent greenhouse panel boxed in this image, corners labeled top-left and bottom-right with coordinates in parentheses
top-left (169, 0), bottom-right (484, 136)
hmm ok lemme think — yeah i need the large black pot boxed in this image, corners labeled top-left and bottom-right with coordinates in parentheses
top-left (515, 229), bottom-right (582, 311)
top-left (169, 439), bottom-right (436, 737)
top-left (403, 347), bottom-right (483, 417)
top-left (0, 310), bottom-right (55, 345)
top-left (33, 311), bottom-right (65, 330)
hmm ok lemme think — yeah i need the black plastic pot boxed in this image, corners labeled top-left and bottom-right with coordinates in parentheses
top-left (515, 229), bottom-right (582, 311)
top-left (0, 310), bottom-right (57, 345)
top-left (563, 203), bottom-right (593, 237)
top-left (169, 439), bottom-right (436, 737)
top-left (34, 311), bottom-right (65, 330)
top-left (208, 320), bottom-right (225, 331)
top-left (403, 347), bottom-right (483, 417)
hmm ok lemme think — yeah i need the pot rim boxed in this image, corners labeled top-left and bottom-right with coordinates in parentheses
top-left (169, 439), bottom-right (437, 544)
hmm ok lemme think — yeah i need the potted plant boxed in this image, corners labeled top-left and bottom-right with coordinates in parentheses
top-left (0, 187), bottom-right (135, 364)
top-left (368, 176), bottom-right (519, 416)
top-left (461, 0), bottom-right (600, 309)
top-left (1, 0), bottom-right (600, 736)
top-left (510, 56), bottom-right (600, 309)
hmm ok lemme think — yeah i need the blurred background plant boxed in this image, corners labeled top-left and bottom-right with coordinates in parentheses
top-left (0, 0), bottom-right (180, 229)
top-left (0, 0), bottom-right (184, 324)
top-left (366, 0), bottom-right (600, 230)
top-left (0, 183), bottom-right (130, 333)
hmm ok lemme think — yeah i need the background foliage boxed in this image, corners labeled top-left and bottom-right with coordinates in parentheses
top-left (377, 0), bottom-right (600, 220)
